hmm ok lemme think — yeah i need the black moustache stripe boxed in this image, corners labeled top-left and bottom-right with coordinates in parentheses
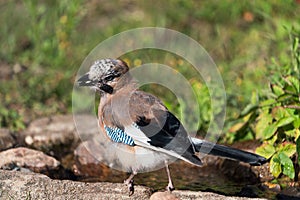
top-left (100, 84), bottom-right (114, 94)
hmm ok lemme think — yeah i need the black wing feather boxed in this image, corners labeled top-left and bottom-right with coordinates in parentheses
top-left (131, 91), bottom-right (202, 166)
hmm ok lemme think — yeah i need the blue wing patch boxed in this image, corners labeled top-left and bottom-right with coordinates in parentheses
top-left (104, 125), bottom-right (135, 146)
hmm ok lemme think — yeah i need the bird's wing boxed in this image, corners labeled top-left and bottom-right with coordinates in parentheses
top-left (125, 90), bottom-right (202, 166)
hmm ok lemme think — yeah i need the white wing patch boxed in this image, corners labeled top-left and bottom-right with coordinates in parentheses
top-left (124, 123), bottom-right (151, 144)
top-left (124, 123), bottom-right (198, 165)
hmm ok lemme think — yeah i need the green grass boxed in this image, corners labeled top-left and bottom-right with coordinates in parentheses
top-left (0, 0), bottom-right (299, 139)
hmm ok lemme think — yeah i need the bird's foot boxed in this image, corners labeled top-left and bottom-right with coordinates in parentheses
top-left (124, 179), bottom-right (134, 196)
top-left (166, 182), bottom-right (175, 192)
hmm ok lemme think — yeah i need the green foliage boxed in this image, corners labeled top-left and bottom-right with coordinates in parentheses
top-left (0, 0), bottom-right (299, 140)
top-left (229, 28), bottom-right (300, 180)
top-left (0, 0), bottom-right (84, 130)
top-left (0, 106), bottom-right (25, 131)
top-left (22, 0), bottom-right (84, 67)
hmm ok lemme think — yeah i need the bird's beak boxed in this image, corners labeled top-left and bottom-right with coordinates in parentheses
top-left (77, 73), bottom-right (97, 87)
top-left (77, 72), bottom-right (113, 94)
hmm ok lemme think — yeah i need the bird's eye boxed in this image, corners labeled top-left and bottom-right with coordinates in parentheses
top-left (104, 75), bottom-right (114, 81)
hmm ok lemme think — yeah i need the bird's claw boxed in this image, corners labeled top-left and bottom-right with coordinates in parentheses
top-left (166, 183), bottom-right (175, 192)
top-left (125, 179), bottom-right (134, 196)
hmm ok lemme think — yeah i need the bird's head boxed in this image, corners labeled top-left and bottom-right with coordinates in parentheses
top-left (77, 58), bottom-right (130, 94)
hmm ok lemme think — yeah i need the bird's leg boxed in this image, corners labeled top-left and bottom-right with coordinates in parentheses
top-left (124, 171), bottom-right (137, 196)
top-left (165, 161), bottom-right (175, 191)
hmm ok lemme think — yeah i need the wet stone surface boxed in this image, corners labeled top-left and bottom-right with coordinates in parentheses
top-left (21, 115), bottom-right (78, 157)
top-left (0, 170), bottom-right (152, 200)
top-left (0, 170), bottom-right (267, 200)
top-left (20, 114), bottom-right (98, 158)
top-left (73, 140), bottom-right (126, 179)
top-left (73, 143), bottom-right (272, 198)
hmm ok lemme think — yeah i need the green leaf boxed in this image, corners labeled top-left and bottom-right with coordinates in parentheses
top-left (279, 143), bottom-right (296, 157)
top-left (270, 154), bottom-right (282, 178)
top-left (277, 93), bottom-right (294, 102)
top-left (285, 129), bottom-right (297, 137)
top-left (286, 108), bottom-right (296, 116)
top-left (259, 99), bottom-right (276, 108)
top-left (285, 76), bottom-right (300, 93)
top-left (229, 122), bottom-right (246, 133)
top-left (250, 90), bottom-right (259, 105)
top-left (270, 84), bottom-right (284, 96)
top-left (240, 104), bottom-right (258, 117)
top-left (262, 124), bottom-right (277, 140)
top-left (285, 85), bottom-right (297, 94)
top-left (278, 152), bottom-right (295, 179)
top-left (272, 107), bottom-right (290, 120)
top-left (255, 143), bottom-right (275, 159)
top-left (276, 117), bottom-right (295, 128)
top-left (268, 134), bottom-right (278, 145)
top-left (255, 112), bottom-right (272, 139)
top-left (293, 117), bottom-right (300, 129)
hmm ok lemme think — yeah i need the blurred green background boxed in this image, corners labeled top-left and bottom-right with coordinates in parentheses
top-left (0, 0), bottom-right (299, 141)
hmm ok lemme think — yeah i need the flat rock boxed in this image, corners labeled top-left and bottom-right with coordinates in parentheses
top-left (73, 140), bottom-right (112, 177)
top-left (172, 190), bottom-right (267, 200)
top-left (0, 147), bottom-right (60, 174)
top-left (0, 128), bottom-right (16, 151)
top-left (0, 170), bottom-right (151, 200)
top-left (21, 114), bottom-right (98, 156)
top-left (150, 191), bottom-right (179, 200)
top-left (0, 170), bottom-right (267, 200)
top-left (73, 140), bottom-right (126, 180)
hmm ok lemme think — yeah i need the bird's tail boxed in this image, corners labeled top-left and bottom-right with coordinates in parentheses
top-left (191, 138), bottom-right (267, 166)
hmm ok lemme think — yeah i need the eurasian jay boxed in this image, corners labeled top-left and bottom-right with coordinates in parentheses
top-left (77, 58), bottom-right (267, 195)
